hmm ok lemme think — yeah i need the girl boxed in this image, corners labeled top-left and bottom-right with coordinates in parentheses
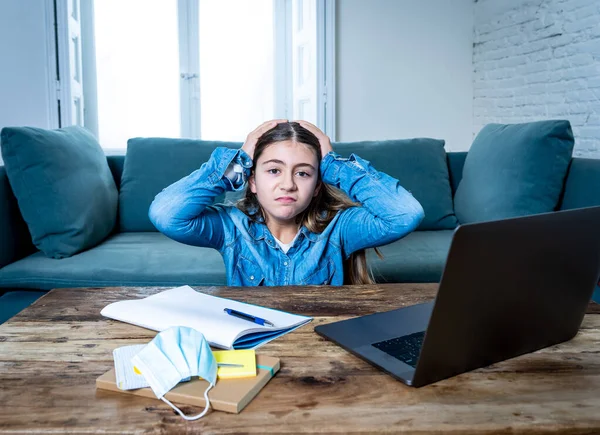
top-left (149, 120), bottom-right (424, 286)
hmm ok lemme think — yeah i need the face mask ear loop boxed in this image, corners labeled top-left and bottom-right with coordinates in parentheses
top-left (160, 383), bottom-right (214, 421)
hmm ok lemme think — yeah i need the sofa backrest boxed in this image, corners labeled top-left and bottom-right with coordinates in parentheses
top-left (446, 152), bottom-right (467, 194)
top-left (107, 151), bottom-right (470, 197)
top-left (0, 166), bottom-right (35, 267)
top-left (108, 149), bottom-right (469, 233)
top-left (112, 139), bottom-right (468, 232)
top-left (559, 157), bottom-right (600, 210)
top-left (110, 149), bottom-right (600, 232)
top-left (107, 155), bottom-right (125, 188)
top-left (107, 152), bottom-right (470, 195)
top-left (117, 138), bottom-right (243, 232)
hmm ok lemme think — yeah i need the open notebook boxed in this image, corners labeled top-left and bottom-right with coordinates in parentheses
top-left (100, 286), bottom-right (312, 349)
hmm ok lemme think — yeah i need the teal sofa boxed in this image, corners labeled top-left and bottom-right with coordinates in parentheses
top-left (1, 128), bottom-right (600, 324)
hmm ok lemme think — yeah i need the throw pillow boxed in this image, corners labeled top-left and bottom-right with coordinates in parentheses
top-left (333, 138), bottom-right (458, 230)
top-left (0, 126), bottom-right (118, 258)
top-left (454, 120), bottom-right (574, 223)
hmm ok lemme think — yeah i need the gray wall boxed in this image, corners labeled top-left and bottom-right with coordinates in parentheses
top-left (335, 0), bottom-right (474, 151)
top-left (0, 0), bottom-right (54, 164)
top-left (474, 0), bottom-right (600, 158)
top-left (0, 0), bottom-right (53, 132)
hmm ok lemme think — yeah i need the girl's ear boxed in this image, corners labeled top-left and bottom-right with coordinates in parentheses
top-left (313, 181), bottom-right (322, 198)
top-left (249, 173), bottom-right (257, 194)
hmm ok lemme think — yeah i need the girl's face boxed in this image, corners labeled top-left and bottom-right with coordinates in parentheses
top-left (249, 140), bottom-right (320, 227)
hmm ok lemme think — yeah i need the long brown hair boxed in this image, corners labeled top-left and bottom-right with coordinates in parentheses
top-left (236, 122), bottom-right (381, 285)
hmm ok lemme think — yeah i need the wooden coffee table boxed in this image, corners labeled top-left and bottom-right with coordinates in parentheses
top-left (0, 284), bottom-right (599, 434)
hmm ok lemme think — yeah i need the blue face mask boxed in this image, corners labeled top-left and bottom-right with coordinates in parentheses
top-left (130, 326), bottom-right (218, 420)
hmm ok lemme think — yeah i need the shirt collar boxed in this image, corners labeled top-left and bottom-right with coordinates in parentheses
top-left (248, 222), bottom-right (267, 241)
top-left (248, 222), bottom-right (319, 243)
top-left (299, 226), bottom-right (319, 242)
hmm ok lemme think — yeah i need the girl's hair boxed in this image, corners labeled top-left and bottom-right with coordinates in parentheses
top-left (237, 122), bottom-right (382, 285)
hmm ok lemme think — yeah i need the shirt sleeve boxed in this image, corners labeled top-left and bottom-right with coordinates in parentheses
top-left (320, 151), bottom-right (425, 257)
top-left (223, 149), bottom-right (253, 190)
top-left (148, 147), bottom-right (253, 250)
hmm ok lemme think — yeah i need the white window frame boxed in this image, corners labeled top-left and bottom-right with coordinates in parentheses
top-left (44, 0), bottom-right (60, 129)
top-left (317, 0), bottom-right (336, 140)
top-left (274, 0), bottom-right (292, 124)
top-left (45, 0), bottom-right (88, 131)
top-left (178, 0), bottom-right (201, 139)
top-left (55, 0), bottom-right (336, 142)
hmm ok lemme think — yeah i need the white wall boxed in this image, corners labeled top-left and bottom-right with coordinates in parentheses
top-left (0, 0), bottom-right (54, 135)
top-left (335, 0), bottom-right (474, 151)
top-left (474, 0), bottom-right (600, 158)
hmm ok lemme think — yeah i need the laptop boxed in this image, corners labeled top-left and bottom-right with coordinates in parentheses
top-left (315, 206), bottom-right (600, 387)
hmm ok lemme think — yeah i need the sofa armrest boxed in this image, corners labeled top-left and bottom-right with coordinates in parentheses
top-left (0, 166), bottom-right (35, 268)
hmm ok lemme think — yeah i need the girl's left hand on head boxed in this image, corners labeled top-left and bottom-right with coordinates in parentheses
top-left (297, 120), bottom-right (333, 158)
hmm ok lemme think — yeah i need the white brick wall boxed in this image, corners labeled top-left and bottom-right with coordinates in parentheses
top-left (473, 0), bottom-right (600, 158)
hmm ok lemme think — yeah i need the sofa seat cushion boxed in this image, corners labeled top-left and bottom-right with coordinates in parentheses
top-left (0, 233), bottom-right (226, 291)
top-left (368, 230), bottom-right (454, 283)
top-left (454, 120), bottom-right (574, 223)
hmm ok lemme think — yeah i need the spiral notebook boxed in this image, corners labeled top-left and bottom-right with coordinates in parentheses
top-left (96, 354), bottom-right (280, 414)
top-left (100, 286), bottom-right (312, 349)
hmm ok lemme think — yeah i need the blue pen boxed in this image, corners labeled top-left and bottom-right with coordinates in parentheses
top-left (224, 308), bottom-right (275, 327)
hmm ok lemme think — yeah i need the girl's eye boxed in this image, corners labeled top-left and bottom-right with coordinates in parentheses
top-left (297, 171), bottom-right (311, 177)
top-left (267, 168), bottom-right (280, 175)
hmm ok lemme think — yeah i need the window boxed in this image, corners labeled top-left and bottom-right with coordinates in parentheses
top-left (93, 0), bottom-right (180, 148)
top-left (72, 0), bottom-right (335, 149)
top-left (197, 0), bottom-right (275, 141)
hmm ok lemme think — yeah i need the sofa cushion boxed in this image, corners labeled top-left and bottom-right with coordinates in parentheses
top-left (119, 138), bottom-right (242, 231)
top-left (454, 120), bottom-right (574, 223)
top-left (0, 126), bottom-right (118, 258)
top-left (333, 139), bottom-right (458, 230)
top-left (368, 230), bottom-right (454, 283)
top-left (0, 232), bottom-right (226, 290)
top-left (447, 152), bottom-right (467, 195)
top-left (560, 158), bottom-right (600, 210)
top-left (0, 230), bottom-right (453, 290)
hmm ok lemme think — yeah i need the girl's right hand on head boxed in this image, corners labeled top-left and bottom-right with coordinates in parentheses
top-left (241, 119), bottom-right (287, 160)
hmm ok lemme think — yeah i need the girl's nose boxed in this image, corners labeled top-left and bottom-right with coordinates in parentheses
top-left (280, 173), bottom-right (296, 190)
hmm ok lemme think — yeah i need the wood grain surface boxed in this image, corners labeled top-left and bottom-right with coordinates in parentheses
top-left (0, 284), bottom-right (599, 434)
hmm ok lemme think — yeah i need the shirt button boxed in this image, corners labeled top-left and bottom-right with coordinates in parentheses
top-left (250, 275), bottom-right (254, 280)
top-left (283, 262), bottom-right (288, 266)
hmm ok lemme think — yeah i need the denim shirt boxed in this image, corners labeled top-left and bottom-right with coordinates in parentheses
top-left (149, 147), bottom-right (425, 286)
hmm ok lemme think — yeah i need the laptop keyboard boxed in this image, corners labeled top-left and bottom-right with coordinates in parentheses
top-left (372, 331), bottom-right (425, 368)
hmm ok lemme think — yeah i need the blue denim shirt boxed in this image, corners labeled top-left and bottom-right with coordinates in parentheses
top-left (149, 147), bottom-right (424, 286)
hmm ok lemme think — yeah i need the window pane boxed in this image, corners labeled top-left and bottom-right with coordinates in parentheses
top-left (198, 0), bottom-right (275, 141)
top-left (291, 0), bottom-right (317, 125)
top-left (94, 0), bottom-right (180, 148)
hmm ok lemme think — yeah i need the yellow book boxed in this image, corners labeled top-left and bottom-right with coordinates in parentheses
top-left (214, 349), bottom-right (256, 379)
